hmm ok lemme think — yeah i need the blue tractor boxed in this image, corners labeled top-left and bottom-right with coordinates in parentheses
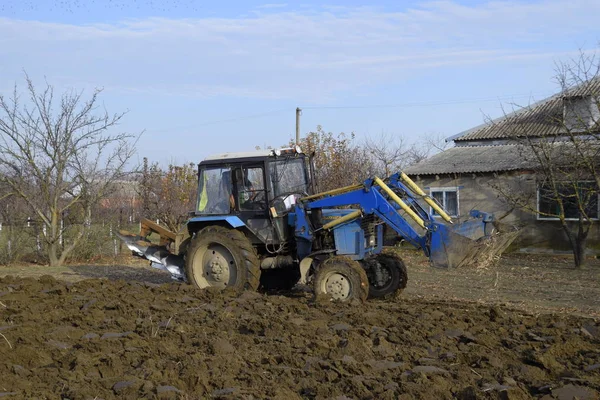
top-left (120, 147), bottom-right (510, 301)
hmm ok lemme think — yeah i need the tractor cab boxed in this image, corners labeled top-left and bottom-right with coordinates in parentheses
top-left (193, 147), bottom-right (312, 248)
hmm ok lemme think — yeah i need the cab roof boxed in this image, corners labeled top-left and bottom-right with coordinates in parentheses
top-left (200, 147), bottom-right (304, 165)
top-left (203, 149), bottom-right (273, 162)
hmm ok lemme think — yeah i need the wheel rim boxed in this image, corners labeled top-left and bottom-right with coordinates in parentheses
top-left (320, 272), bottom-right (352, 300)
top-left (369, 261), bottom-right (392, 290)
top-left (192, 243), bottom-right (237, 288)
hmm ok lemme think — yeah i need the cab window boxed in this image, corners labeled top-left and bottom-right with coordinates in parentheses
top-left (235, 166), bottom-right (266, 211)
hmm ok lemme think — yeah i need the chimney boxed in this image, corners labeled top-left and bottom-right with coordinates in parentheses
top-left (563, 95), bottom-right (600, 132)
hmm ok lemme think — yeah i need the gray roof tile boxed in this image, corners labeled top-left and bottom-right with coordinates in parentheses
top-left (404, 144), bottom-right (534, 175)
top-left (454, 78), bottom-right (600, 142)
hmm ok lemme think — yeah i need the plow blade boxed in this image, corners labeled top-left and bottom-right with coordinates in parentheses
top-left (429, 211), bottom-right (519, 269)
top-left (117, 230), bottom-right (185, 281)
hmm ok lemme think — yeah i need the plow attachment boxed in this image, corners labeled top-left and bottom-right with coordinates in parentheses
top-left (429, 211), bottom-right (519, 269)
top-left (117, 219), bottom-right (185, 281)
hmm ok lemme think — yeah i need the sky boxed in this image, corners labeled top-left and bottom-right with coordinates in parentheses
top-left (0, 0), bottom-right (599, 166)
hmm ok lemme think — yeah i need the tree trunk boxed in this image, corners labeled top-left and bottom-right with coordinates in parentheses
top-left (562, 221), bottom-right (589, 268)
top-left (47, 209), bottom-right (61, 267)
top-left (48, 241), bottom-right (60, 267)
top-left (573, 222), bottom-right (590, 268)
top-left (573, 237), bottom-right (587, 268)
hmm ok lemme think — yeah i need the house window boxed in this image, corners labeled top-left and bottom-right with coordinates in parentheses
top-left (537, 181), bottom-right (599, 220)
top-left (430, 188), bottom-right (459, 217)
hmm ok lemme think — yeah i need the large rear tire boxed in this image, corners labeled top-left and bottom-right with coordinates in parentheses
top-left (185, 226), bottom-right (260, 291)
top-left (364, 252), bottom-right (408, 299)
top-left (313, 256), bottom-right (368, 302)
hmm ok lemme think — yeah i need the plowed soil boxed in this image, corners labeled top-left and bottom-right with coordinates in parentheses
top-left (0, 252), bottom-right (599, 399)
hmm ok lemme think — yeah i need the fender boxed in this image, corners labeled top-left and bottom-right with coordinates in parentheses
top-left (187, 215), bottom-right (246, 228)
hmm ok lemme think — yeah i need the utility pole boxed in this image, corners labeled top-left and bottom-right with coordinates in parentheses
top-left (295, 107), bottom-right (302, 146)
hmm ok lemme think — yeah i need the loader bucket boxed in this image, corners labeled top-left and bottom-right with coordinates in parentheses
top-left (428, 211), bottom-right (519, 268)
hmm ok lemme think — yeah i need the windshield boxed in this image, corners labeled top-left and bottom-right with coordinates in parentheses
top-left (269, 157), bottom-right (308, 197)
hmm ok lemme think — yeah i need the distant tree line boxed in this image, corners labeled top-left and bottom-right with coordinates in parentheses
top-left (295, 125), bottom-right (445, 192)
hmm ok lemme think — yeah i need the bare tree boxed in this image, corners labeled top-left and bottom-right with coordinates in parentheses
top-left (364, 133), bottom-right (406, 176)
top-left (296, 128), bottom-right (448, 192)
top-left (0, 75), bottom-right (137, 266)
top-left (296, 126), bottom-right (375, 192)
top-left (493, 51), bottom-right (600, 267)
top-left (138, 159), bottom-right (197, 232)
top-left (406, 132), bottom-right (450, 166)
top-left (93, 177), bottom-right (140, 227)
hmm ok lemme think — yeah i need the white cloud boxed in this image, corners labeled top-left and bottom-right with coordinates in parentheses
top-left (0, 0), bottom-right (599, 101)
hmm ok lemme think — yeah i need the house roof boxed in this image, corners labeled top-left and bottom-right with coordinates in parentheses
top-left (452, 78), bottom-right (600, 142)
top-left (108, 180), bottom-right (139, 198)
top-left (404, 144), bottom-right (534, 175)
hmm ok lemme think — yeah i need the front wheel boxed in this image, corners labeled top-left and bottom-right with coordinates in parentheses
top-left (185, 226), bottom-right (260, 291)
top-left (313, 256), bottom-right (368, 302)
top-left (364, 252), bottom-right (408, 299)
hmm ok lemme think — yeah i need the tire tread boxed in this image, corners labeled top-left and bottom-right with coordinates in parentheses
top-left (185, 226), bottom-right (260, 291)
top-left (315, 256), bottom-right (369, 302)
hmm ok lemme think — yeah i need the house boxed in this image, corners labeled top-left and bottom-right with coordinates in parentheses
top-left (405, 78), bottom-right (600, 252)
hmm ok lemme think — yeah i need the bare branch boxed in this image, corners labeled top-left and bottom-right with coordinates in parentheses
top-left (493, 49), bottom-right (600, 267)
top-left (0, 74), bottom-right (138, 266)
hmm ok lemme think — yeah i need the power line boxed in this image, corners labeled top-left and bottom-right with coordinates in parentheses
top-left (152, 92), bottom-right (553, 132)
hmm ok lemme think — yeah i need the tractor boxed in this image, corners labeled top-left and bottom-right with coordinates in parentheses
top-left (119, 147), bottom-right (513, 301)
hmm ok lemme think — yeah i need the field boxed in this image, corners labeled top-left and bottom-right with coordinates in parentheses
top-left (0, 250), bottom-right (599, 399)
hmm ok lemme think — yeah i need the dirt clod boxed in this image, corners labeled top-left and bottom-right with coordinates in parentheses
top-left (411, 365), bottom-right (451, 376)
top-left (552, 384), bottom-right (599, 400)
